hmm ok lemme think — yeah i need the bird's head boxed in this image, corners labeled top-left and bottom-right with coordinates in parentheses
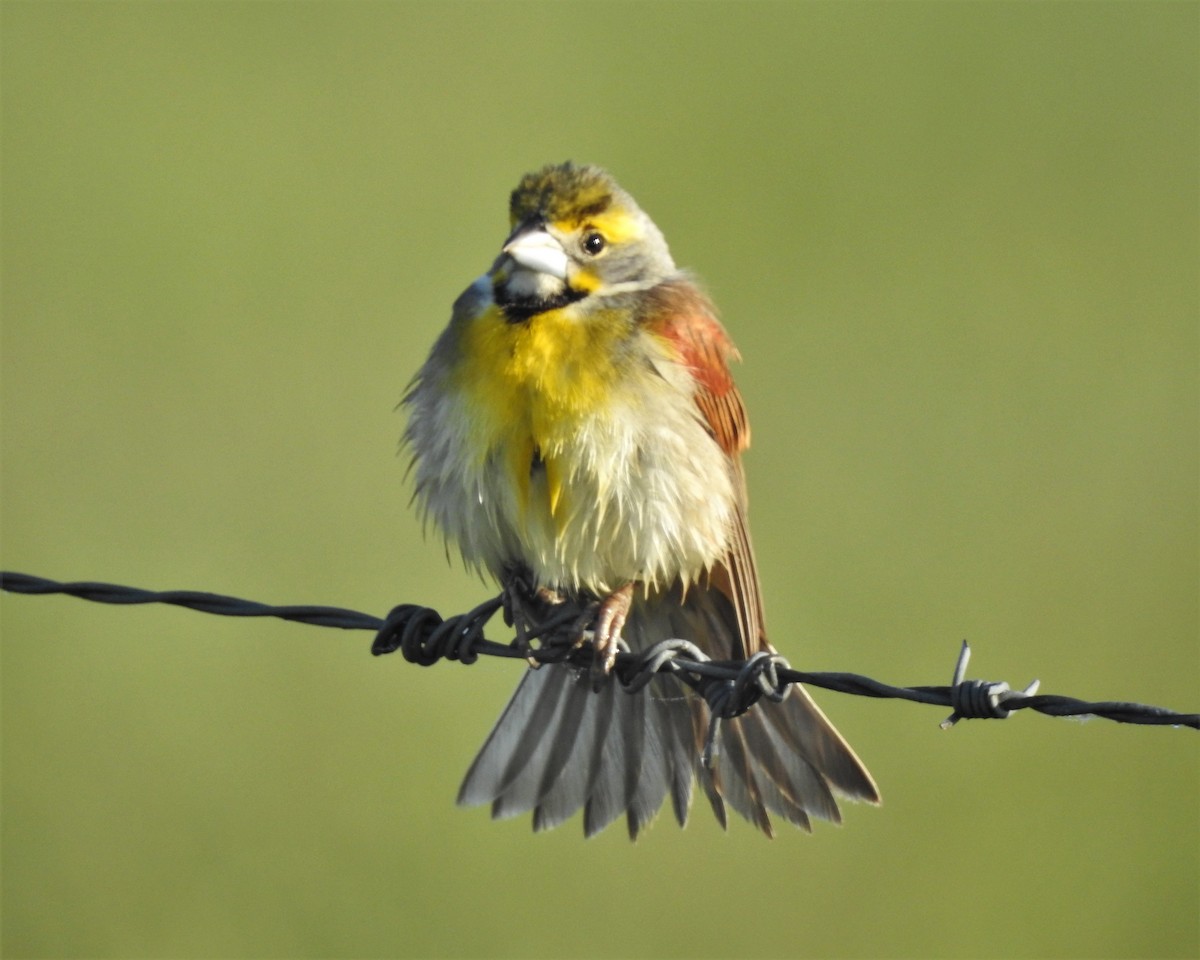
top-left (492, 162), bottom-right (676, 320)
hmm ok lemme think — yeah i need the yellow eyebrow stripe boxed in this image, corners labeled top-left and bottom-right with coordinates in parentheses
top-left (552, 208), bottom-right (642, 245)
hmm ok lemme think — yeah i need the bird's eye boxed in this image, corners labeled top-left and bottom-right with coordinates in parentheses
top-left (582, 232), bottom-right (606, 255)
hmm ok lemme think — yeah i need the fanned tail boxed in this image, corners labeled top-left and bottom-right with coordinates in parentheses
top-left (457, 583), bottom-right (878, 838)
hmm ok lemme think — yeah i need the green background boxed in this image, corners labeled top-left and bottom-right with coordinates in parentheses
top-left (2, 2), bottom-right (1196, 958)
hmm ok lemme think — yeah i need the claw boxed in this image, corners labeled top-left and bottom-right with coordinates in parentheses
top-left (535, 586), bottom-right (565, 606)
top-left (502, 572), bottom-right (573, 667)
top-left (589, 583), bottom-right (633, 683)
top-left (500, 569), bottom-right (542, 666)
top-left (503, 574), bottom-right (634, 677)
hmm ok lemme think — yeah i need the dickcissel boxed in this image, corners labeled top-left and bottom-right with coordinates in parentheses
top-left (404, 162), bottom-right (878, 838)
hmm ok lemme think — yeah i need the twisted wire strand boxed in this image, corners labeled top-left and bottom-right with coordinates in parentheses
top-left (2, 571), bottom-right (1196, 730)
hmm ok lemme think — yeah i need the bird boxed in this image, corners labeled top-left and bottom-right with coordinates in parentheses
top-left (403, 161), bottom-right (879, 838)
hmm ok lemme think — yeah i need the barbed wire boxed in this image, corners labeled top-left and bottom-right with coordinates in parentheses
top-left (2, 571), bottom-right (1196, 731)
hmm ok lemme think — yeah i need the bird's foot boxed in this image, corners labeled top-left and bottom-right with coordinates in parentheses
top-left (501, 571), bottom-right (542, 666)
top-left (501, 571), bottom-right (569, 667)
top-left (585, 583), bottom-right (633, 684)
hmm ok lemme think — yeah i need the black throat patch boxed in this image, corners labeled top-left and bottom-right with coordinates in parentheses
top-left (496, 285), bottom-right (587, 324)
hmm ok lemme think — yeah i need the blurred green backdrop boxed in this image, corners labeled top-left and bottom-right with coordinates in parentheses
top-left (2, 3), bottom-right (1196, 958)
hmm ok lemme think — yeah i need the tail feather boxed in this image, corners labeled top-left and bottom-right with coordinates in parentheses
top-left (689, 696), bottom-right (728, 829)
top-left (458, 663), bottom-right (556, 808)
top-left (736, 707), bottom-right (823, 828)
top-left (621, 677), bottom-right (648, 831)
top-left (489, 669), bottom-right (575, 820)
top-left (531, 671), bottom-right (602, 831)
top-left (657, 675), bottom-right (698, 827)
top-left (582, 681), bottom-right (628, 837)
top-left (761, 689), bottom-right (880, 804)
top-left (458, 581), bottom-right (878, 837)
top-left (626, 686), bottom-right (672, 839)
top-left (710, 717), bottom-right (775, 837)
top-left (528, 671), bottom-right (592, 830)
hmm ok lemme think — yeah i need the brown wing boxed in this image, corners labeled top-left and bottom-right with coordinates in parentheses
top-left (642, 279), bottom-right (768, 656)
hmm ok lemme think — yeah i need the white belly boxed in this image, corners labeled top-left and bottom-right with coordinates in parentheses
top-left (409, 354), bottom-right (738, 596)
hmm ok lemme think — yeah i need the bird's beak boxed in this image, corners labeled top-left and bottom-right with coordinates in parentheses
top-left (503, 228), bottom-right (569, 280)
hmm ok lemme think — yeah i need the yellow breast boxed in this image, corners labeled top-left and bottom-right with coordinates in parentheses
top-left (407, 294), bottom-right (735, 594)
top-left (452, 303), bottom-right (631, 522)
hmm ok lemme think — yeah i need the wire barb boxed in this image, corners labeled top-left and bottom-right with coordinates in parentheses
top-left (371, 597), bottom-right (504, 665)
top-left (2, 571), bottom-right (1196, 731)
top-left (940, 640), bottom-right (1041, 729)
